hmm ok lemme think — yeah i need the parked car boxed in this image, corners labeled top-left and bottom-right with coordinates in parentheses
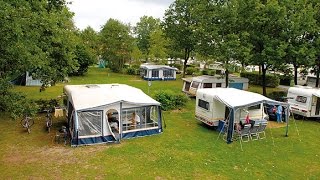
top-left (265, 104), bottom-right (277, 121)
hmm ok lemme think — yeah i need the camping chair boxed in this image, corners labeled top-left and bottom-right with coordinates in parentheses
top-left (257, 122), bottom-right (268, 139)
top-left (250, 124), bottom-right (260, 141)
top-left (238, 124), bottom-right (251, 142)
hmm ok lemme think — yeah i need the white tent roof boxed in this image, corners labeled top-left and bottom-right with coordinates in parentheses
top-left (197, 88), bottom-right (287, 108)
top-left (64, 84), bottom-right (160, 110)
top-left (140, 64), bottom-right (178, 71)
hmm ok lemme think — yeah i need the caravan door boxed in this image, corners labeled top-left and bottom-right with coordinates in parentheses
top-left (311, 96), bottom-right (320, 116)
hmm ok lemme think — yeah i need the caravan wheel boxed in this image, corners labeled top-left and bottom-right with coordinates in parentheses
top-left (293, 114), bottom-right (302, 120)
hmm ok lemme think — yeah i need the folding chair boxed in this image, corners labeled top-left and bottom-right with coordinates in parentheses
top-left (250, 124), bottom-right (260, 141)
top-left (257, 122), bottom-right (268, 139)
top-left (238, 124), bottom-right (251, 142)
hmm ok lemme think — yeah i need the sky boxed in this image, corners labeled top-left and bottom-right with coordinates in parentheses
top-left (67, 0), bottom-right (174, 31)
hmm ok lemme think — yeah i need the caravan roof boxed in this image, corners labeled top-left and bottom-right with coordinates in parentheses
top-left (197, 88), bottom-right (286, 108)
top-left (288, 86), bottom-right (320, 98)
top-left (64, 84), bottom-right (160, 110)
top-left (140, 64), bottom-right (177, 70)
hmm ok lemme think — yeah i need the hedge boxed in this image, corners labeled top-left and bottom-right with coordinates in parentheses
top-left (240, 72), bottom-right (280, 88)
top-left (153, 90), bottom-right (189, 111)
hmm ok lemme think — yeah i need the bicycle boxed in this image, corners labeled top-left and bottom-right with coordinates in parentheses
top-left (20, 115), bottom-right (34, 134)
top-left (45, 109), bottom-right (53, 133)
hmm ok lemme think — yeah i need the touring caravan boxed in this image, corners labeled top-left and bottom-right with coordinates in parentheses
top-left (287, 86), bottom-right (320, 118)
top-left (195, 88), bottom-right (269, 126)
top-left (63, 84), bottom-right (163, 146)
top-left (182, 75), bottom-right (249, 97)
top-left (195, 88), bottom-right (288, 143)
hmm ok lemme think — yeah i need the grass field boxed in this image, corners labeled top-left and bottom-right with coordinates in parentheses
top-left (1, 67), bottom-right (320, 179)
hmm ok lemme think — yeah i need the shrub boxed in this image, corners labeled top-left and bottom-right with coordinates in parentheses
top-left (154, 90), bottom-right (189, 111)
top-left (34, 99), bottom-right (59, 112)
top-left (267, 91), bottom-right (287, 101)
top-left (240, 72), bottom-right (280, 88)
top-left (186, 67), bottom-right (198, 75)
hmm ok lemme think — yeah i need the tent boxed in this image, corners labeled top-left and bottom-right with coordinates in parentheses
top-left (63, 84), bottom-right (163, 146)
top-left (140, 64), bottom-right (178, 81)
top-left (196, 88), bottom-right (289, 143)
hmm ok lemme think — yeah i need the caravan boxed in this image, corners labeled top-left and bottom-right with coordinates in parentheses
top-left (63, 84), bottom-right (163, 146)
top-left (195, 88), bottom-right (268, 127)
top-left (195, 88), bottom-right (288, 143)
top-left (287, 86), bottom-right (320, 118)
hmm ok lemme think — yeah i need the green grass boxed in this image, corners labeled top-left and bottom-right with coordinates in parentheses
top-left (1, 67), bottom-right (320, 179)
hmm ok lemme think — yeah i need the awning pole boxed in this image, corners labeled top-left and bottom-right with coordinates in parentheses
top-left (285, 106), bottom-right (289, 137)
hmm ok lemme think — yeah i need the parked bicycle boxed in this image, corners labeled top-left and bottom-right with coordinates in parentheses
top-left (20, 115), bottom-right (34, 134)
top-left (44, 109), bottom-right (53, 133)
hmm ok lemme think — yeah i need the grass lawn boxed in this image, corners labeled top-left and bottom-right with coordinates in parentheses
top-left (1, 67), bottom-right (320, 179)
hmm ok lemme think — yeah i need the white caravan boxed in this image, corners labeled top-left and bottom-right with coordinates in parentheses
top-left (195, 88), bottom-right (278, 126)
top-left (287, 86), bottom-right (320, 118)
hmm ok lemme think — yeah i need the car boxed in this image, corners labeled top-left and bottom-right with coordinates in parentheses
top-left (264, 104), bottom-right (277, 121)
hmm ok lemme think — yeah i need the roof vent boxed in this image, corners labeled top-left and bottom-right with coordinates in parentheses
top-left (85, 85), bottom-right (100, 88)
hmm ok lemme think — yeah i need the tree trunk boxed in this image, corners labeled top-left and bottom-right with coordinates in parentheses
top-left (262, 63), bottom-right (267, 96)
top-left (182, 48), bottom-right (190, 78)
top-left (316, 56), bottom-right (320, 88)
top-left (225, 60), bottom-right (229, 88)
top-left (294, 63), bottom-right (298, 85)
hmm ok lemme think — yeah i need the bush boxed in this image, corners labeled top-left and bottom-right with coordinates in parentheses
top-left (267, 91), bottom-right (287, 101)
top-left (154, 90), bottom-right (189, 111)
top-left (240, 72), bottom-right (280, 88)
top-left (186, 67), bottom-right (198, 75)
top-left (34, 99), bottom-right (59, 112)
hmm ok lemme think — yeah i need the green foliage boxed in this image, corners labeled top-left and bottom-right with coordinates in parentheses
top-left (185, 67), bottom-right (198, 75)
top-left (100, 19), bottom-right (133, 72)
top-left (134, 16), bottom-right (162, 60)
top-left (34, 99), bottom-right (59, 112)
top-left (241, 72), bottom-right (280, 88)
top-left (202, 69), bottom-right (216, 76)
top-left (154, 90), bottom-right (188, 111)
top-left (267, 91), bottom-right (287, 101)
top-left (126, 66), bottom-right (139, 75)
top-left (70, 44), bottom-right (95, 76)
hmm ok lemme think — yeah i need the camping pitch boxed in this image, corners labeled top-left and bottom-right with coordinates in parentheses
top-left (195, 88), bottom-right (289, 143)
top-left (63, 84), bottom-right (163, 146)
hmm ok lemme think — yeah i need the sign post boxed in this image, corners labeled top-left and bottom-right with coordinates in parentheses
top-left (148, 81), bottom-right (152, 94)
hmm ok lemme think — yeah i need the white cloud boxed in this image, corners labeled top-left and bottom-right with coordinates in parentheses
top-left (67, 0), bottom-right (174, 31)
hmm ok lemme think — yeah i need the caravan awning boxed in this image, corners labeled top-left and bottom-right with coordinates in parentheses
top-left (64, 84), bottom-right (160, 110)
top-left (197, 88), bottom-right (287, 109)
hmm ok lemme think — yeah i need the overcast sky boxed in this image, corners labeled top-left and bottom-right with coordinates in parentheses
top-left (67, 0), bottom-right (174, 31)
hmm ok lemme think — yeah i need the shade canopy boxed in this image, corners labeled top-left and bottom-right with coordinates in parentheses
top-left (197, 88), bottom-right (287, 109)
top-left (64, 84), bottom-right (160, 110)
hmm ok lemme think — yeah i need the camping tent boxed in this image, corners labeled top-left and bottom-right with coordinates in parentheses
top-left (140, 64), bottom-right (178, 81)
top-left (63, 84), bottom-right (163, 146)
top-left (196, 88), bottom-right (289, 143)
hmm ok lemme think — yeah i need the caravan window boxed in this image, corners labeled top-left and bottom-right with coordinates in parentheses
top-left (77, 111), bottom-right (102, 137)
top-left (248, 104), bottom-right (261, 110)
top-left (152, 70), bottom-right (159, 77)
top-left (203, 83), bottom-right (212, 88)
top-left (121, 106), bottom-right (159, 132)
top-left (198, 99), bottom-right (210, 110)
top-left (191, 81), bottom-right (200, 88)
top-left (296, 96), bottom-right (307, 103)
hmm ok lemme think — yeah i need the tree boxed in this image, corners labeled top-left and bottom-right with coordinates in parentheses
top-left (281, 0), bottom-right (316, 85)
top-left (79, 26), bottom-right (100, 62)
top-left (0, 0), bottom-right (78, 118)
top-left (134, 16), bottom-right (161, 61)
top-left (242, 0), bottom-right (288, 95)
top-left (196, 0), bottom-right (252, 87)
top-left (100, 19), bottom-right (134, 72)
top-left (149, 28), bottom-right (169, 61)
top-left (163, 0), bottom-right (199, 78)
